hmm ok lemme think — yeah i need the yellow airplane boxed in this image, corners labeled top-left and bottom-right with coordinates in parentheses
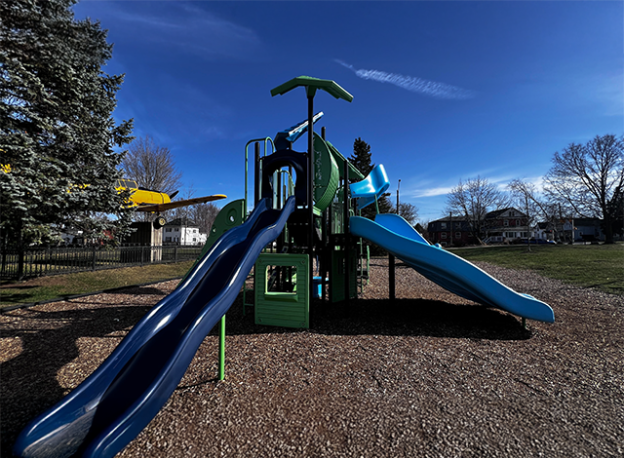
top-left (2, 162), bottom-right (223, 229)
top-left (116, 178), bottom-right (226, 229)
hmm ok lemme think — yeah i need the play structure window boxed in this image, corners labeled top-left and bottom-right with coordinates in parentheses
top-left (265, 265), bottom-right (297, 294)
top-left (269, 167), bottom-right (296, 209)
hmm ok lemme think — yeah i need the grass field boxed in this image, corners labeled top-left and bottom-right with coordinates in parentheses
top-left (450, 243), bottom-right (624, 295)
top-left (1, 243), bottom-right (622, 309)
top-left (0, 261), bottom-right (194, 307)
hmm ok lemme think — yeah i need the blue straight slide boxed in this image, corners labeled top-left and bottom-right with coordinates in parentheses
top-left (14, 196), bottom-right (297, 458)
top-left (350, 213), bottom-right (554, 323)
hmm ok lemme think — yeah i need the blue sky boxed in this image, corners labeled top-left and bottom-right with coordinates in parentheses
top-left (73, 1), bottom-right (623, 223)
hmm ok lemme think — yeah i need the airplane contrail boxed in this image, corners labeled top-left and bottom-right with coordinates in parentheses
top-left (335, 59), bottom-right (475, 100)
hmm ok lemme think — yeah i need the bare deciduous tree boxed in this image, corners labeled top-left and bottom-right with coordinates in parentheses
top-left (446, 176), bottom-right (510, 242)
top-left (170, 185), bottom-right (220, 236)
top-left (190, 202), bottom-right (220, 235)
top-left (123, 135), bottom-right (182, 194)
top-left (391, 202), bottom-right (419, 226)
top-left (508, 179), bottom-right (560, 238)
top-left (543, 134), bottom-right (624, 243)
top-left (123, 135), bottom-right (182, 222)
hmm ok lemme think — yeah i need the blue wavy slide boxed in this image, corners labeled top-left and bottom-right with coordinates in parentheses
top-left (14, 196), bottom-right (297, 458)
top-left (350, 213), bottom-right (554, 323)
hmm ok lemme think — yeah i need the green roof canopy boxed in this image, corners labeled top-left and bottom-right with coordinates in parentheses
top-left (270, 76), bottom-right (353, 102)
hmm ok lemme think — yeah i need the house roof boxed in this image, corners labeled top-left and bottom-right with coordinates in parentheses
top-left (429, 215), bottom-right (470, 223)
top-left (484, 207), bottom-right (527, 219)
top-left (164, 218), bottom-right (199, 227)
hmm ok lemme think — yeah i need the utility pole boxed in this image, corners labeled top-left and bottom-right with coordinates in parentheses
top-left (397, 179), bottom-right (401, 216)
top-left (449, 211), bottom-right (452, 246)
top-left (525, 195), bottom-right (531, 252)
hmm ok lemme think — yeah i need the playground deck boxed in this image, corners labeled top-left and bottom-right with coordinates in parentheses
top-left (2, 260), bottom-right (623, 458)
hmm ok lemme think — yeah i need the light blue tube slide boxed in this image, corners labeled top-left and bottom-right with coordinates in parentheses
top-left (349, 213), bottom-right (555, 323)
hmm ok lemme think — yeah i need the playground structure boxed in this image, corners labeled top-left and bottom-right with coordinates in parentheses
top-left (14, 76), bottom-right (554, 458)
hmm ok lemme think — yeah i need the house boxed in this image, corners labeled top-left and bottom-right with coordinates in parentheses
top-left (428, 207), bottom-right (534, 246)
top-left (483, 208), bottom-right (531, 243)
top-left (573, 218), bottom-right (605, 242)
top-left (427, 216), bottom-right (478, 246)
top-left (163, 218), bottom-right (207, 246)
top-left (533, 222), bottom-right (556, 242)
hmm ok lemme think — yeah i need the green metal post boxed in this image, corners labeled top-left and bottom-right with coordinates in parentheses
top-left (307, 93), bottom-right (315, 305)
top-left (344, 159), bottom-right (350, 304)
top-left (218, 315), bottom-right (225, 380)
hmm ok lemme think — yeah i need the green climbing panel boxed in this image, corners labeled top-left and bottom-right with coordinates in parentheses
top-left (313, 132), bottom-right (340, 213)
top-left (330, 244), bottom-right (358, 303)
top-left (204, 199), bottom-right (245, 250)
top-left (183, 199), bottom-right (244, 279)
top-left (255, 253), bottom-right (309, 329)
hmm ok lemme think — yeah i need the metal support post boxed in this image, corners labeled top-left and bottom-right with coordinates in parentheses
top-left (254, 142), bottom-right (261, 206)
top-left (307, 94), bottom-right (315, 305)
top-left (344, 160), bottom-right (350, 304)
top-left (389, 254), bottom-right (395, 301)
top-left (218, 315), bottom-right (226, 380)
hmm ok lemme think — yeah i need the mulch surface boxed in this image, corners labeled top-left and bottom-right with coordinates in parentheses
top-left (1, 259), bottom-right (623, 457)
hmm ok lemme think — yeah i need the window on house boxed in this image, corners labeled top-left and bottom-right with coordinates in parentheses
top-left (455, 232), bottom-right (461, 239)
top-left (441, 222), bottom-right (447, 229)
top-left (193, 238), bottom-right (196, 242)
top-left (165, 228), bottom-right (172, 232)
top-left (504, 220), bottom-right (509, 226)
top-left (441, 232), bottom-right (447, 239)
top-left (175, 228), bottom-right (179, 232)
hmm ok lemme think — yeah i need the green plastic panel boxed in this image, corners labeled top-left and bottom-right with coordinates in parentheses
top-left (255, 253), bottom-right (309, 329)
top-left (205, 199), bottom-right (245, 250)
top-left (182, 199), bottom-right (244, 281)
top-left (325, 140), bottom-right (365, 181)
top-left (313, 132), bottom-right (340, 213)
top-left (330, 245), bottom-right (358, 303)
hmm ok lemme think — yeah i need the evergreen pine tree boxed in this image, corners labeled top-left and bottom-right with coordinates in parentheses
top-left (1, 0), bottom-right (134, 255)
top-left (348, 137), bottom-right (393, 218)
top-left (349, 137), bottom-right (374, 177)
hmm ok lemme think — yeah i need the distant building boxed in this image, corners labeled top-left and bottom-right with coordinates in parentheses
top-left (428, 207), bottom-right (534, 246)
top-left (427, 216), bottom-right (478, 246)
top-left (163, 218), bottom-right (207, 246)
top-left (483, 208), bottom-right (531, 243)
top-left (573, 218), bottom-right (605, 242)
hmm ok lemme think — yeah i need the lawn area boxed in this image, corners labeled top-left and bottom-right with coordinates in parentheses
top-left (0, 261), bottom-right (194, 308)
top-left (450, 243), bottom-right (624, 295)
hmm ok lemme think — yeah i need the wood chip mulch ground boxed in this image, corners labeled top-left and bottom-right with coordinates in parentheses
top-left (1, 259), bottom-right (623, 458)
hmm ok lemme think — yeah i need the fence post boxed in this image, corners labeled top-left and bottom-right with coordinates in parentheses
top-left (47, 246), bottom-right (51, 275)
top-left (174, 246), bottom-right (178, 263)
top-left (141, 245), bottom-right (145, 266)
top-left (92, 246), bottom-right (96, 271)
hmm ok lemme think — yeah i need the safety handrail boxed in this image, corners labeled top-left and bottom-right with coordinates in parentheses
top-left (244, 137), bottom-right (275, 217)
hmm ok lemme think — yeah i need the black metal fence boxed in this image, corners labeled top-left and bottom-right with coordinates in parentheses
top-left (0, 245), bottom-right (203, 280)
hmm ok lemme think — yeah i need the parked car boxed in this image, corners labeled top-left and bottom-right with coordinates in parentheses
top-left (525, 238), bottom-right (556, 245)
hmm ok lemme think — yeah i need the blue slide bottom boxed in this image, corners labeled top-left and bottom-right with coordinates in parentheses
top-left (14, 197), bottom-right (296, 458)
top-left (350, 214), bottom-right (554, 323)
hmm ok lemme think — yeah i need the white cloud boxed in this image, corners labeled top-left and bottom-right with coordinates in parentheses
top-left (114, 4), bottom-right (264, 61)
top-left (336, 60), bottom-right (475, 100)
top-left (409, 186), bottom-right (455, 198)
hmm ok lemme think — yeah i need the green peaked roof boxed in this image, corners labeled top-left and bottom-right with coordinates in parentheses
top-left (270, 76), bottom-right (353, 102)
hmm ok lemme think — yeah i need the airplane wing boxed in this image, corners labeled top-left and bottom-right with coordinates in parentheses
top-left (134, 194), bottom-right (227, 213)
